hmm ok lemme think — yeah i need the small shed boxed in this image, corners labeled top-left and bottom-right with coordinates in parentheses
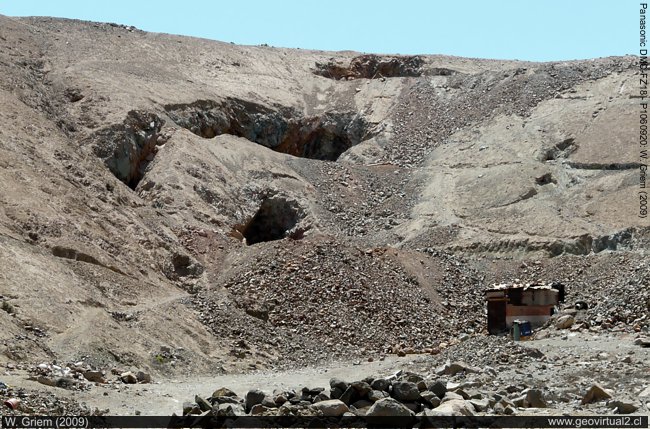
top-left (486, 282), bottom-right (564, 335)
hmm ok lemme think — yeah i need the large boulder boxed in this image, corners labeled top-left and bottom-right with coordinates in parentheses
top-left (366, 398), bottom-right (414, 417)
top-left (311, 399), bottom-right (349, 416)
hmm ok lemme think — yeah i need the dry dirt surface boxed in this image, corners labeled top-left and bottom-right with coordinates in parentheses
top-left (0, 14), bottom-right (648, 417)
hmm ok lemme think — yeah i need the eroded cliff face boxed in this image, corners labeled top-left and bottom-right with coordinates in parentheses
top-left (0, 14), bottom-right (645, 377)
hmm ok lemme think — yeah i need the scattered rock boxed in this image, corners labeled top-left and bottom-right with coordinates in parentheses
top-left (391, 381), bottom-right (420, 402)
top-left (135, 371), bottom-right (151, 383)
top-left (311, 399), bottom-right (349, 416)
top-left (120, 371), bottom-right (137, 384)
top-left (523, 389), bottom-right (547, 408)
top-left (428, 380), bottom-right (447, 399)
top-left (370, 378), bottom-right (390, 392)
top-left (607, 399), bottom-right (639, 414)
top-left (368, 389), bottom-right (388, 402)
top-left (245, 389), bottom-right (265, 412)
top-left (82, 370), bottom-right (105, 384)
top-left (555, 314), bottom-right (575, 329)
top-left (582, 383), bottom-right (613, 404)
top-left (426, 399), bottom-right (475, 416)
top-left (195, 395), bottom-right (211, 412)
top-left (366, 398), bottom-right (414, 417)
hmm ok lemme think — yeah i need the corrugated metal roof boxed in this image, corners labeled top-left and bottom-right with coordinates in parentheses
top-left (485, 282), bottom-right (557, 292)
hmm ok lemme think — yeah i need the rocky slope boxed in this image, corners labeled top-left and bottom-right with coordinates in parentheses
top-left (0, 14), bottom-right (647, 416)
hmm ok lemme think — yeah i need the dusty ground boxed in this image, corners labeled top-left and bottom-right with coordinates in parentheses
top-left (2, 332), bottom-right (648, 416)
top-left (0, 13), bottom-right (647, 417)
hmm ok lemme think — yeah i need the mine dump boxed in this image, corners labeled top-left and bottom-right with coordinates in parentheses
top-left (165, 99), bottom-right (374, 161)
top-left (0, 12), bottom-right (647, 424)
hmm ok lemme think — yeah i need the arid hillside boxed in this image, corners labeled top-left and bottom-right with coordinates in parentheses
top-left (0, 15), bottom-right (647, 417)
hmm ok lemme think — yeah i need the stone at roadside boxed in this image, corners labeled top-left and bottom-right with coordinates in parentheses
top-left (259, 396), bottom-right (277, 408)
top-left (329, 378), bottom-right (348, 392)
top-left (555, 314), bottom-right (575, 329)
top-left (441, 392), bottom-right (464, 403)
top-left (607, 399), bottom-right (639, 414)
top-left (524, 389), bottom-right (547, 408)
top-left (212, 387), bottom-right (238, 398)
top-left (136, 371), bottom-right (152, 383)
top-left (436, 361), bottom-right (481, 376)
top-left (420, 391), bottom-right (441, 408)
top-left (215, 403), bottom-right (244, 416)
top-left (468, 398), bottom-right (489, 412)
top-left (392, 381), bottom-right (420, 402)
top-left (330, 387), bottom-right (343, 399)
top-left (339, 386), bottom-right (358, 405)
top-left (250, 404), bottom-right (265, 415)
top-left (120, 371), bottom-right (137, 384)
top-left (425, 399), bottom-right (475, 416)
top-left (453, 388), bottom-right (470, 400)
top-left (351, 399), bottom-right (374, 413)
top-left (639, 386), bottom-right (650, 400)
top-left (182, 402), bottom-right (201, 415)
top-left (314, 392), bottom-right (329, 402)
top-left (245, 389), bottom-right (265, 412)
top-left (428, 380), bottom-right (447, 399)
top-left (368, 390), bottom-right (388, 402)
top-left (370, 378), bottom-right (390, 392)
top-left (351, 381), bottom-right (372, 397)
top-left (274, 393), bottom-right (288, 405)
top-left (195, 395), bottom-right (211, 412)
top-left (366, 398), bottom-right (414, 417)
top-left (83, 370), bottom-right (105, 383)
top-left (582, 383), bottom-right (613, 404)
top-left (633, 337), bottom-right (650, 346)
top-left (311, 399), bottom-right (349, 416)
top-left (211, 395), bottom-right (241, 405)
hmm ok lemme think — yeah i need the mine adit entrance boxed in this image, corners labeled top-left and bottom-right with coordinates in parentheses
top-left (164, 98), bottom-right (374, 161)
top-left (236, 197), bottom-right (304, 245)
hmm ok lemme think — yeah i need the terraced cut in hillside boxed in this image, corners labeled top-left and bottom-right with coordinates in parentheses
top-left (165, 99), bottom-right (375, 161)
